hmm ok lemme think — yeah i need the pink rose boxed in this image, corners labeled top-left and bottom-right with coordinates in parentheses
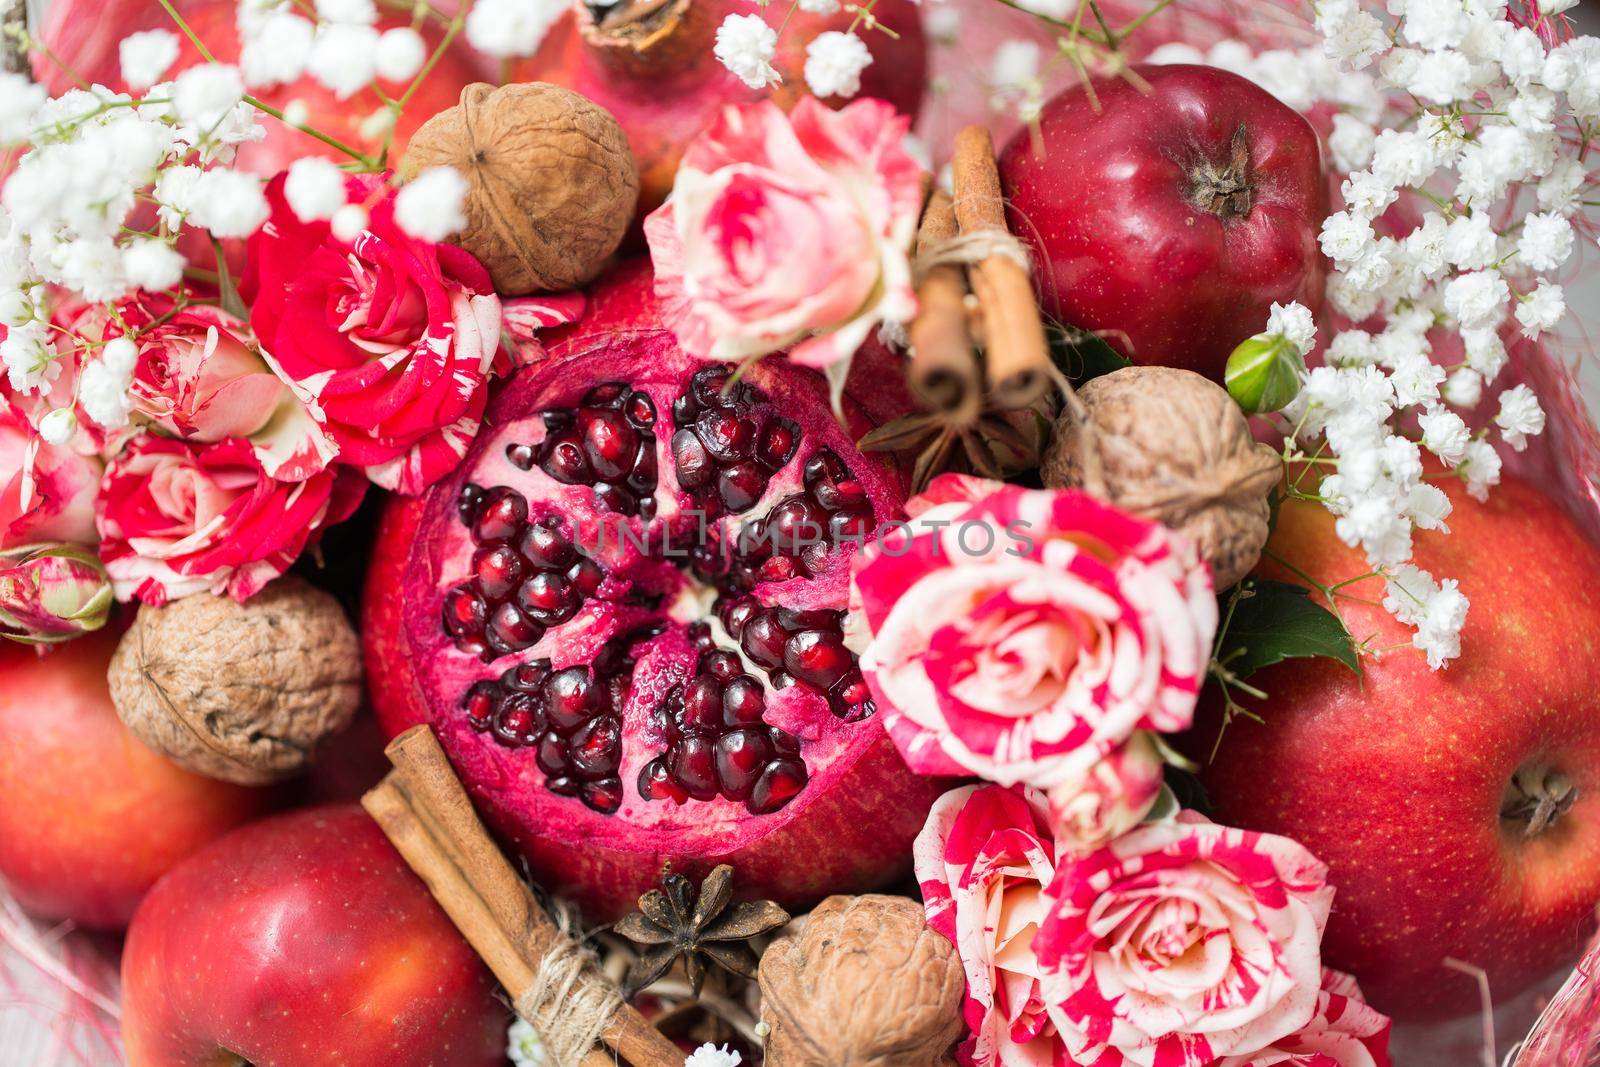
top-left (914, 783), bottom-right (1070, 1067)
top-left (1045, 732), bottom-right (1165, 855)
top-left (644, 98), bottom-right (922, 375)
top-left (1217, 970), bottom-right (1392, 1067)
top-left (96, 434), bottom-right (364, 604)
top-left (0, 402), bottom-right (100, 550)
top-left (60, 295), bottom-right (333, 481)
top-left (245, 172), bottom-right (505, 496)
top-left (851, 473), bottom-right (1216, 789)
top-left (1035, 812), bottom-right (1334, 1067)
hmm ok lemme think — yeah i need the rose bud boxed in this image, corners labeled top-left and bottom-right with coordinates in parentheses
top-left (0, 544), bottom-right (114, 644)
top-left (1225, 332), bottom-right (1306, 414)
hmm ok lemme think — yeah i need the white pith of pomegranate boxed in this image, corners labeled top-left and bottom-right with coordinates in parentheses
top-left (364, 263), bottom-right (943, 917)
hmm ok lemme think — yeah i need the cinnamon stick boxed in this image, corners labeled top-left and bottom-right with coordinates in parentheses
top-left (364, 726), bottom-right (682, 1067)
top-left (908, 189), bottom-right (982, 426)
top-left (950, 125), bottom-right (1052, 410)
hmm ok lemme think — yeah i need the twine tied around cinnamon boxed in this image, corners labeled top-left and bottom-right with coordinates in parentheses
top-left (512, 908), bottom-right (623, 1067)
top-left (911, 228), bottom-right (1033, 282)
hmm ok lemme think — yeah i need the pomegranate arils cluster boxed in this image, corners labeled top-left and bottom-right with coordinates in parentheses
top-left (720, 599), bottom-right (875, 722)
top-left (534, 382), bottom-right (662, 519)
top-left (671, 366), bottom-right (800, 516)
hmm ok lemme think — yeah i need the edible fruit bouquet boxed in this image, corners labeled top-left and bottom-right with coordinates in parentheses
top-left (2, 0), bottom-right (1599, 1064)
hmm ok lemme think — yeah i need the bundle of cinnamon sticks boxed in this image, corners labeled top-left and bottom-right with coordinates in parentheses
top-left (363, 726), bottom-right (683, 1067)
top-left (907, 125), bottom-right (1053, 422)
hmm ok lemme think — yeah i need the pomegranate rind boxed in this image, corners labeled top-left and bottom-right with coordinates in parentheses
top-left (363, 262), bottom-right (945, 918)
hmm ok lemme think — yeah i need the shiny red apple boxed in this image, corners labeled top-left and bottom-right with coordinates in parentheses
top-left (121, 804), bottom-right (506, 1067)
top-left (998, 64), bottom-right (1326, 379)
top-left (0, 628), bottom-right (267, 930)
top-left (1199, 476), bottom-right (1600, 1019)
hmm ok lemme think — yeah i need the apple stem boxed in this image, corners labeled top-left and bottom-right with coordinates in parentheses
top-left (1189, 124), bottom-right (1255, 220)
top-left (1501, 767), bottom-right (1578, 839)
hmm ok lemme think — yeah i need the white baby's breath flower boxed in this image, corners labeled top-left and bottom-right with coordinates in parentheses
top-left (0, 326), bottom-right (58, 394)
top-left (120, 30), bottom-right (180, 91)
top-left (714, 14), bottom-right (780, 90)
top-left (1517, 211), bottom-right (1574, 272)
top-left (316, 0), bottom-right (377, 24)
top-left (1443, 270), bottom-right (1509, 329)
top-left (309, 23), bottom-right (380, 98)
top-left (188, 168), bottom-right (270, 238)
top-left (1458, 438), bottom-right (1502, 500)
top-left (506, 1019), bottom-right (549, 1067)
top-left (1514, 280), bottom-right (1565, 338)
top-left (465, 0), bottom-right (567, 59)
top-left (1442, 212), bottom-right (1498, 270)
top-left (330, 203), bottom-right (370, 243)
top-left (172, 64), bottom-right (246, 133)
top-left (683, 1044), bottom-right (743, 1067)
top-left (78, 356), bottom-right (134, 430)
top-left (240, 12), bottom-right (315, 88)
top-left (0, 72), bottom-right (46, 145)
top-left (396, 167), bottom-right (470, 241)
top-left (37, 407), bottom-right (78, 446)
top-left (1328, 113), bottom-right (1377, 171)
top-left (1319, 210), bottom-right (1375, 262)
top-left (375, 27), bottom-right (428, 82)
top-left (1443, 367), bottom-right (1484, 407)
top-left (1418, 406), bottom-right (1471, 464)
top-left (1266, 301), bottom-right (1317, 354)
top-left (804, 32), bottom-right (872, 99)
top-left (798, 0), bottom-right (842, 12)
top-left (1494, 383), bottom-right (1545, 449)
top-left (285, 157), bottom-right (348, 222)
top-left (123, 238), bottom-right (185, 291)
top-left (102, 337), bottom-right (139, 376)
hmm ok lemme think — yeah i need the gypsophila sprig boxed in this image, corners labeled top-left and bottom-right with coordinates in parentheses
top-left (1176, 0), bottom-right (1583, 669)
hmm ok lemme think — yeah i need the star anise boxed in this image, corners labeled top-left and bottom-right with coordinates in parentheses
top-left (859, 401), bottom-right (1051, 495)
top-left (613, 865), bottom-right (789, 996)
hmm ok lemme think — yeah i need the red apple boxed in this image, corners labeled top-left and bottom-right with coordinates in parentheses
top-left (1199, 476), bottom-right (1600, 1019)
top-left (998, 64), bottom-right (1327, 380)
top-left (0, 628), bottom-right (267, 930)
top-left (121, 805), bottom-right (506, 1067)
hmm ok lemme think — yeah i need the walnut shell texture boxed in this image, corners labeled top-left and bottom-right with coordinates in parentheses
top-left (758, 894), bottom-right (965, 1067)
top-left (400, 81), bottom-right (640, 295)
top-left (1043, 366), bottom-right (1281, 589)
top-left (108, 577), bottom-right (362, 785)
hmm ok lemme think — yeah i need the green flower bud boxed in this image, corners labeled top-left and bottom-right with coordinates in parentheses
top-left (0, 545), bottom-right (114, 645)
top-left (1225, 334), bottom-right (1305, 415)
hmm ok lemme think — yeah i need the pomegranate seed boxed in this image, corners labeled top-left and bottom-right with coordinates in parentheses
top-left (545, 667), bottom-right (599, 731)
top-left (474, 488), bottom-right (528, 543)
top-left (592, 482), bottom-right (639, 515)
top-left (488, 602), bottom-right (544, 652)
top-left (443, 586), bottom-right (488, 637)
top-left (798, 544), bottom-right (832, 577)
top-left (492, 696), bottom-right (542, 746)
top-left (766, 496), bottom-right (825, 554)
top-left (638, 758), bottom-right (688, 804)
top-left (722, 676), bottom-right (767, 726)
top-left (803, 450), bottom-right (847, 489)
top-left (569, 716), bottom-right (622, 778)
top-left (536, 731), bottom-right (568, 775)
top-left (783, 630), bottom-right (853, 691)
top-left (580, 409), bottom-right (639, 481)
top-left (776, 607), bottom-right (840, 630)
top-left (454, 636), bottom-right (490, 658)
top-left (546, 775), bottom-right (580, 796)
top-left (829, 505), bottom-right (874, 542)
top-left (503, 660), bottom-right (551, 691)
top-left (700, 651), bottom-right (743, 683)
top-left (747, 758), bottom-right (807, 815)
top-left (540, 434), bottom-right (593, 485)
top-left (626, 391), bottom-right (657, 428)
top-left (625, 440), bottom-right (657, 495)
top-left (581, 777), bottom-right (624, 814)
top-left (567, 557), bottom-right (605, 596)
top-left (668, 736), bottom-right (720, 801)
top-left (680, 676), bottom-right (723, 734)
top-left (756, 419), bottom-right (800, 470)
top-left (696, 410), bottom-right (756, 462)
top-left (461, 680), bottom-right (500, 727)
top-left (717, 461), bottom-right (767, 513)
top-left (734, 519), bottom-right (772, 562)
top-left (686, 621), bottom-right (714, 650)
top-left (582, 382), bottom-right (629, 409)
top-left (542, 410), bottom-right (573, 432)
top-left (768, 727), bottom-right (800, 755)
top-left (671, 428), bottom-right (714, 489)
top-left (740, 613), bottom-right (788, 670)
top-left (505, 443), bottom-right (536, 470)
top-left (690, 366), bottom-right (731, 409)
top-left (833, 672), bottom-right (871, 707)
top-left (758, 556), bottom-right (803, 583)
top-left (520, 524), bottom-right (576, 571)
top-left (457, 483), bottom-right (485, 526)
top-left (472, 544), bottom-right (525, 601)
top-left (518, 571), bottom-right (573, 615)
top-left (833, 697), bottom-right (877, 722)
top-left (769, 671), bottom-right (795, 690)
top-left (719, 598), bottom-right (756, 638)
top-left (671, 393), bottom-right (698, 426)
top-left (715, 729), bottom-right (773, 800)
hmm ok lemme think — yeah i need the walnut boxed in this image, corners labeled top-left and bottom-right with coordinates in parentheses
top-left (758, 894), bottom-right (965, 1066)
top-left (108, 577), bottom-right (362, 785)
top-left (1043, 366), bottom-right (1281, 589)
top-left (399, 82), bottom-right (640, 295)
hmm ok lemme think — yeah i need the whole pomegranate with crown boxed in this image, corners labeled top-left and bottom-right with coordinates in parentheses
top-left (364, 263), bottom-right (942, 918)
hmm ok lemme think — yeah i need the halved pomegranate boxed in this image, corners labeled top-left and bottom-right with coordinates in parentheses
top-left (364, 261), bottom-right (943, 918)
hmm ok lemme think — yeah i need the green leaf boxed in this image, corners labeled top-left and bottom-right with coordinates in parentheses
top-left (1047, 321), bottom-right (1131, 385)
top-left (1215, 579), bottom-right (1359, 680)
